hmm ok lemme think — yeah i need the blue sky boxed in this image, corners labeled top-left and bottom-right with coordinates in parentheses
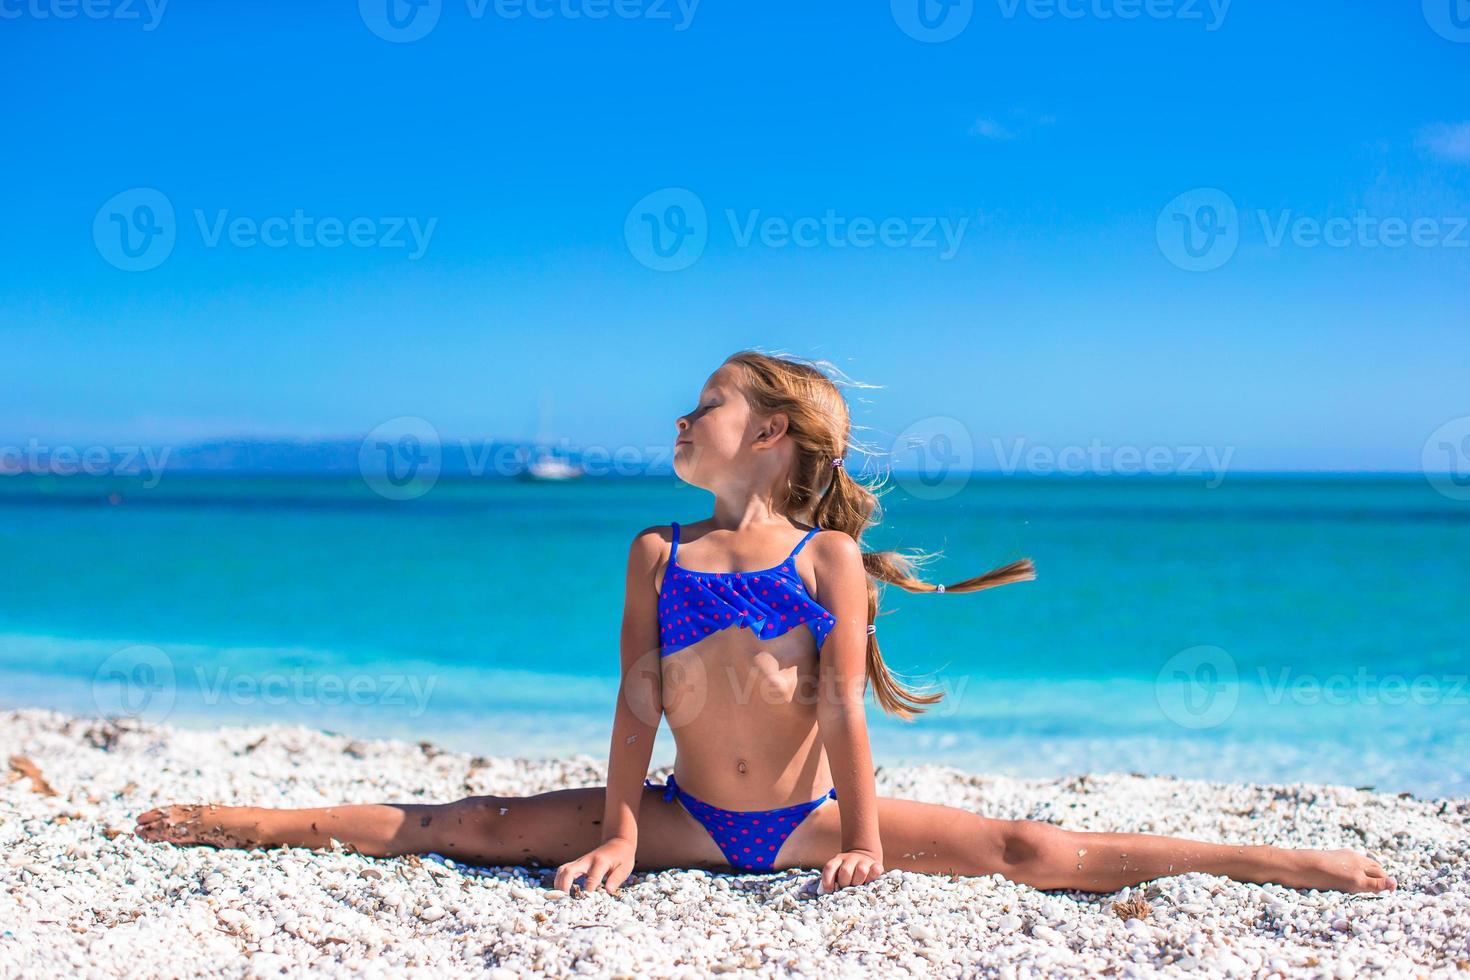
top-left (3, 1), bottom-right (1467, 472)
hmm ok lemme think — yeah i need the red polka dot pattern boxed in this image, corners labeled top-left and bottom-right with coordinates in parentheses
top-left (658, 522), bottom-right (837, 658)
top-left (647, 773), bottom-right (838, 873)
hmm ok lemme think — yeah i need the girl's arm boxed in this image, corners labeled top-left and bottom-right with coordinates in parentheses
top-left (601, 527), bottom-right (667, 843)
top-left (554, 527), bottom-right (665, 894)
top-left (811, 531), bottom-right (886, 893)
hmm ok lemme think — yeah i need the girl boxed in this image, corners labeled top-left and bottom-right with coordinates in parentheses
top-left (136, 350), bottom-right (1396, 897)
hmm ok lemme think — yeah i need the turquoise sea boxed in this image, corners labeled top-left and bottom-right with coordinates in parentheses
top-left (2, 474), bottom-right (1466, 799)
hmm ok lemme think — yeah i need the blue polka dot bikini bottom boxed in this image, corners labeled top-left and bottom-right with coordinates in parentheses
top-left (646, 772), bottom-right (837, 873)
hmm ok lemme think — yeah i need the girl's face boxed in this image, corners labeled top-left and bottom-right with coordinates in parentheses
top-left (674, 366), bottom-right (763, 485)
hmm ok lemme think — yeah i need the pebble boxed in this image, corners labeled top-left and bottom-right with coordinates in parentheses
top-left (1, 706), bottom-right (1461, 979)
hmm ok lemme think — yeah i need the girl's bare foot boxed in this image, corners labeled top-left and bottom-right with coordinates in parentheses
top-left (135, 804), bottom-right (274, 849)
top-left (1272, 848), bottom-right (1398, 893)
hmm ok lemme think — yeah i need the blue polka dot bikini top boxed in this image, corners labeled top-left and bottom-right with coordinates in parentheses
top-left (658, 521), bottom-right (837, 657)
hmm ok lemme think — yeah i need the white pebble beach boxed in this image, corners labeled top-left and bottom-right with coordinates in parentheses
top-left (2, 707), bottom-right (1466, 979)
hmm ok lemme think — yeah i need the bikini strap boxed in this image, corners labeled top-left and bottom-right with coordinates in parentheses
top-left (788, 525), bottom-right (822, 560)
top-left (662, 772), bottom-right (679, 802)
top-left (670, 522), bottom-right (680, 563)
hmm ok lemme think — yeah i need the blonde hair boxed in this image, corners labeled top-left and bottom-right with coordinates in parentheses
top-left (722, 348), bottom-right (1036, 721)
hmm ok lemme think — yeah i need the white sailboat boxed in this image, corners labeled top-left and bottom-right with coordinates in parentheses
top-left (523, 455), bottom-right (583, 480)
top-left (519, 388), bottom-right (584, 481)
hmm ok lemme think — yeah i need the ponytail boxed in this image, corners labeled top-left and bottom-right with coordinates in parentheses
top-left (724, 349), bottom-right (1036, 721)
top-left (821, 463), bottom-right (1034, 720)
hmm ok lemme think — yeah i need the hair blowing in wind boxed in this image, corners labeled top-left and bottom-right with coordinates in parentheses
top-left (722, 349), bottom-right (1037, 721)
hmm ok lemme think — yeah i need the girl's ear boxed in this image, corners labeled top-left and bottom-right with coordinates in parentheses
top-left (754, 411), bottom-right (790, 447)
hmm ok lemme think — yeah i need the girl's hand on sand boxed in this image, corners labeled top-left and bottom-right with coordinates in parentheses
top-left (555, 838), bottom-right (637, 895)
top-left (819, 848), bottom-right (885, 893)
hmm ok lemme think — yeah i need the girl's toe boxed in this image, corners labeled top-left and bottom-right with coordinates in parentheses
top-left (1363, 870), bottom-right (1395, 892)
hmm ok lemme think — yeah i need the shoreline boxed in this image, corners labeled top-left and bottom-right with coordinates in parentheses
top-left (4, 657), bottom-right (1466, 803)
top-left (3, 706), bottom-right (1467, 977)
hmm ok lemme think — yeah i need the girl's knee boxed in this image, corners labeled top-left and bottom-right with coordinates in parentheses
top-left (1001, 819), bottom-right (1065, 868)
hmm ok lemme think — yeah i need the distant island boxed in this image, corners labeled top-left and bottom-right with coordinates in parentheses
top-left (0, 437), bottom-right (668, 479)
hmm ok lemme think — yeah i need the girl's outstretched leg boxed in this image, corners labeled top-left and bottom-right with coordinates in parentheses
top-left (862, 797), bottom-right (1397, 894)
top-left (136, 785), bottom-right (730, 873)
top-left (135, 798), bottom-right (513, 864)
top-left (992, 821), bottom-right (1397, 894)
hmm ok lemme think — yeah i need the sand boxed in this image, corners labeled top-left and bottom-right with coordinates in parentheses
top-left (1, 707), bottom-right (1466, 978)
